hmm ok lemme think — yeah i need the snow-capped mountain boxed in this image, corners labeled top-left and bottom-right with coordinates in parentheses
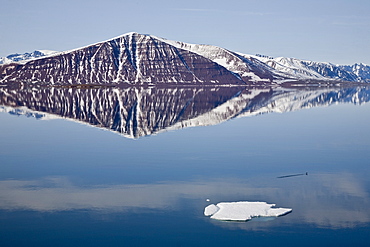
top-left (339, 63), bottom-right (370, 83)
top-left (250, 55), bottom-right (368, 82)
top-left (0, 32), bottom-right (368, 85)
top-left (1, 84), bottom-right (369, 138)
top-left (0, 50), bottom-right (58, 65)
top-left (0, 33), bottom-right (244, 85)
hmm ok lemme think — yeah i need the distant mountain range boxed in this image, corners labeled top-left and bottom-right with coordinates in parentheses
top-left (1, 84), bottom-right (369, 138)
top-left (0, 50), bottom-right (58, 65)
top-left (0, 32), bottom-right (369, 85)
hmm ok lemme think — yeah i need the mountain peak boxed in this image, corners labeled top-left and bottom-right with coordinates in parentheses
top-left (118, 32), bottom-right (146, 38)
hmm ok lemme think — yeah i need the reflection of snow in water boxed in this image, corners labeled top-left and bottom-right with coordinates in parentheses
top-left (204, 201), bottom-right (292, 221)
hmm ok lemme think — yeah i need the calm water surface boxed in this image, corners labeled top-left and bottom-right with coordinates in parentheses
top-left (0, 85), bottom-right (369, 246)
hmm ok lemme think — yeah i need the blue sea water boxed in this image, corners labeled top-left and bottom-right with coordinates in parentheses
top-left (0, 86), bottom-right (369, 246)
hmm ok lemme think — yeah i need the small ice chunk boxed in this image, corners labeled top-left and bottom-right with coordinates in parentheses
top-left (206, 198), bottom-right (210, 202)
top-left (204, 201), bottom-right (292, 221)
top-left (204, 204), bottom-right (220, 216)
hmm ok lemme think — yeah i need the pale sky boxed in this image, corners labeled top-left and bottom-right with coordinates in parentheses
top-left (1, 0), bottom-right (369, 65)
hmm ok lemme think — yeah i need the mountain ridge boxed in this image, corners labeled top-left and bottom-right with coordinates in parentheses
top-left (0, 32), bottom-right (369, 85)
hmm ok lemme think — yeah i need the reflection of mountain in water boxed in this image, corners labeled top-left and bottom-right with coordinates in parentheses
top-left (1, 85), bottom-right (370, 138)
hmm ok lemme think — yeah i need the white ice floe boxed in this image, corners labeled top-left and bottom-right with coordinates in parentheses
top-left (204, 201), bottom-right (292, 221)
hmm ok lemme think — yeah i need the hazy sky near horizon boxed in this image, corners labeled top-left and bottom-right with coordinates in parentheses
top-left (1, 0), bottom-right (369, 65)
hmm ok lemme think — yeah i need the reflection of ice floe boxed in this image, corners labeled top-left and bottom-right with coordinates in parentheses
top-left (204, 201), bottom-right (292, 221)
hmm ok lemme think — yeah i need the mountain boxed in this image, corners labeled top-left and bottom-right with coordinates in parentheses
top-left (0, 50), bottom-right (58, 65)
top-left (0, 33), bottom-right (245, 85)
top-left (1, 84), bottom-right (369, 138)
top-left (339, 63), bottom-right (370, 83)
top-left (250, 55), bottom-right (369, 82)
top-left (0, 32), bottom-right (368, 85)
